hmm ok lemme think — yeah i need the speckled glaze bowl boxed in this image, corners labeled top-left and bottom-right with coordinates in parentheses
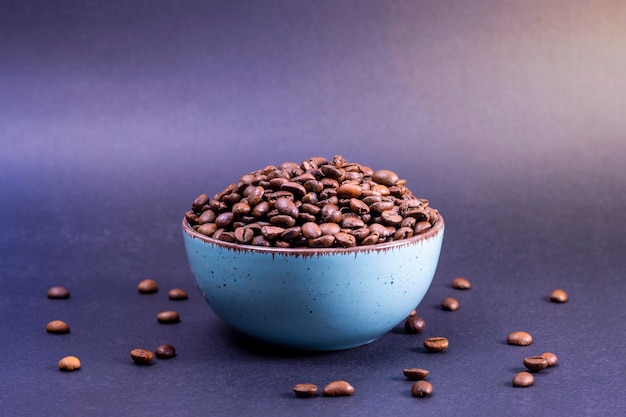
top-left (182, 216), bottom-right (444, 351)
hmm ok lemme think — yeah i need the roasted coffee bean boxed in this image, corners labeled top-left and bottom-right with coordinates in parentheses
top-left (281, 226), bottom-right (302, 241)
top-left (322, 380), bottom-right (355, 397)
top-left (301, 222), bottom-right (322, 239)
top-left (540, 352), bottom-right (558, 367)
top-left (157, 310), bottom-right (180, 324)
top-left (58, 356), bottom-right (81, 371)
top-left (423, 337), bottom-right (449, 352)
top-left (507, 331), bottom-right (533, 346)
top-left (293, 383), bottom-right (318, 398)
top-left (372, 169), bottom-right (399, 186)
top-left (512, 372), bottom-right (534, 387)
top-left (192, 194), bottom-right (209, 212)
top-left (138, 279), bottom-right (158, 294)
top-left (47, 286), bottom-right (70, 299)
top-left (550, 289), bottom-right (568, 303)
top-left (404, 316), bottom-right (426, 334)
top-left (523, 356), bottom-right (549, 372)
top-left (261, 225), bottom-right (285, 240)
top-left (452, 277), bottom-right (471, 290)
top-left (197, 223), bottom-right (217, 237)
top-left (155, 343), bottom-right (176, 359)
top-left (190, 156), bottom-right (440, 248)
top-left (130, 348), bottom-right (154, 365)
top-left (403, 368), bottom-right (429, 380)
top-left (46, 320), bottom-right (70, 334)
top-left (168, 288), bottom-right (188, 300)
top-left (411, 380), bottom-right (433, 398)
top-left (309, 235), bottom-right (335, 248)
top-left (441, 297), bottom-right (459, 311)
top-left (334, 232), bottom-right (356, 248)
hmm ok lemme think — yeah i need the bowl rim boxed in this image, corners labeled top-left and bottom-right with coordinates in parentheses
top-left (182, 214), bottom-right (444, 256)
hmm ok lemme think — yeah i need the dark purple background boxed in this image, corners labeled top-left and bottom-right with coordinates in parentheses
top-left (1, 1), bottom-right (625, 416)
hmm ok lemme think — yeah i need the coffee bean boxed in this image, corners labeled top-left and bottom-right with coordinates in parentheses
top-left (157, 310), bottom-right (180, 324)
top-left (372, 169), bottom-right (399, 186)
top-left (46, 320), bottom-right (70, 334)
top-left (507, 331), bottom-right (533, 346)
top-left (403, 368), bottom-right (429, 380)
top-left (190, 156), bottom-right (440, 248)
top-left (47, 286), bottom-right (70, 299)
top-left (523, 356), bottom-right (549, 372)
top-left (441, 297), bottom-right (459, 311)
top-left (550, 289), bottom-right (568, 303)
top-left (404, 316), bottom-right (426, 334)
top-left (410, 380), bottom-right (433, 398)
top-left (155, 344), bottom-right (176, 359)
top-left (293, 383), bottom-right (318, 398)
top-left (58, 356), bottom-right (81, 371)
top-left (130, 348), bottom-right (154, 365)
top-left (512, 371), bottom-right (534, 387)
top-left (451, 277), bottom-right (471, 290)
top-left (540, 352), bottom-right (558, 366)
top-left (138, 279), bottom-right (158, 294)
top-left (423, 337), bottom-right (449, 352)
top-left (168, 288), bottom-right (188, 300)
top-left (322, 380), bottom-right (355, 397)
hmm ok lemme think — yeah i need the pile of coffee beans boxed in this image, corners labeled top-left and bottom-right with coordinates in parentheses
top-left (186, 155), bottom-right (439, 249)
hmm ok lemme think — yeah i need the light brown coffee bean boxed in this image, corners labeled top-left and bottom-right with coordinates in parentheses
top-left (451, 277), bottom-right (471, 290)
top-left (197, 223), bottom-right (217, 237)
top-left (293, 383), bottom-right (318, 398)
top-left (192, 194), bottom-right (209, 211)
top-left (507, 331), bottom-right (533, 346)
top-left (523, 356), bottom-right (549, 372)
top-left (47, 286), bottom-right (70, 299)
top-left (410, 380), bottom-right (433, 398)
top-left (155, 344), bottom-right (176, 359)
top-left (138, 279), bottom-right (158, 294)
top-left (441, 297), bottom-right (459, 311)
top-left (157, 310), bottom-right (180, 324)
top-left (130, 348), bottom-right (154, 365)
top-left (512, 371), bottom-right (534, 387)
top-left (550, 289), bottom-right (568, 303)
top-left (334, 232), bottom-right (356, 248)
top-left (168, 288), bottom-right (188, 300)
top-left (58, 356), bottom-right (81, 371)
top-left (372, 169), bottom-right (399, 186)
top-left (404, 316), bottom-right (426, 334)
top-left (403, 368), bottom-right (429, 380)
top-left (540, 352), bottom-right (559, 367)
top-left (322, 380), bottom-right (355, 397)
top-left (46, 320), bottom-right (70, 334)
top-left (423, 337), bottom-right (448, 352)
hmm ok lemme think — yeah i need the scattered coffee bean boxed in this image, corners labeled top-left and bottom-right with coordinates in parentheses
top-left (293, 383), bottom-right (318, 398)
top-left (58, 356), bottom-right (81, 371)
top-left (168, 288), bottom-right (189, 300)
top-left (155, 343), bottom-right (176, 359)
top-left (404, 316), bottom-right (426, 334)
top-left (188, 155), bottom-right (440, 249)
top-left (523, 356), bottom-right (549, 372)
top-left (512, 371), bottom-right (534, 387)
top-left (540, 352), bottom-right (559, 367)
top-left (322, 380), bottom-right (355, 397)
top-left (47, 286), bottom-right (70, 299)
top-left (407, 309), bottom-right (417, 317)
top-left (403, 368), bottom-right (429, 380)
top-left (507, 331), bottom-right (533, 346)
top-left (138, 279), bottom-right (158, 294)
top-left (157, 310), bottom-right (180, 324)
top-left (130, 348), bottom-right (154, 365)
top-left (451, 277), bottom-right (471, 290)
top-left (441, 297), bottom-right (459, 311)
top-left (423, 337), bottom-right (449, 352)
top-left (46, 320), bottom-right (70, 334)
top-left (411, 380), bottom-right (433, 398)
top-left (550, 289), bottom-right (568, 303)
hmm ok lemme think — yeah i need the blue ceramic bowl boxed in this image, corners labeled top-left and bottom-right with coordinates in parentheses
top-left (182, 216), bottom-right (444, 351)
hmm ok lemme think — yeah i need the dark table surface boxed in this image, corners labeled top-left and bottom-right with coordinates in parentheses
top-left (1, 1), bottom-right (625, 416)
